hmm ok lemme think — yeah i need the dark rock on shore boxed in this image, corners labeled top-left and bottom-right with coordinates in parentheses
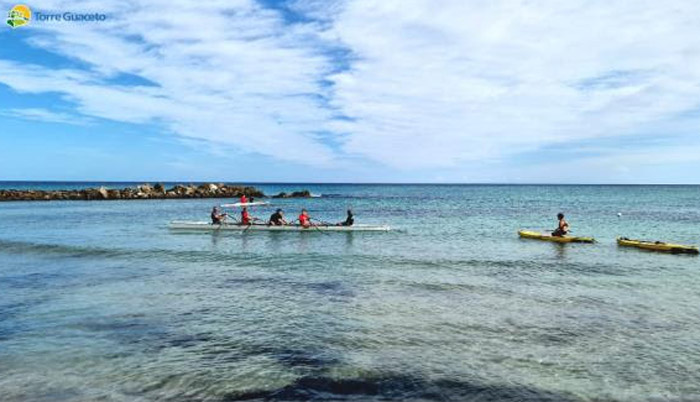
top-left (272, 190), bottom-right (313, 198)
top-left (0, 183), bottom-right (265, 202)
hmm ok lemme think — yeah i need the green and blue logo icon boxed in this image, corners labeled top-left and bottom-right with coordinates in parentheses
top-left (6, 4), bottom-right (31, 28)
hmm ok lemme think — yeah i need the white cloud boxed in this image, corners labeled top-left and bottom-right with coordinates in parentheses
top-left (326, 0), bottom-right (700, 168)
top-left (0, 107), bottom-right (90, 125)
top-left (1, 0), bottom-right (700, 179)
top-left (0, 0), bottom-right (339, 166)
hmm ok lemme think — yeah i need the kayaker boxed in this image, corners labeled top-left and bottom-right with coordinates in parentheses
top-left (269, 209), bottom-right (287, 226)
top-left (241, 207), bottom-right (257, 225)
top-left (298, 209), bottom-right (312, 228)
top-left (211, 206), bottom-right (228, 225)
top-left (240, 194), bottom-right (247, 204)
top-left (552, 213), bottom-right (569, 237)
top-left (338, 209), bottom-right (354, 226)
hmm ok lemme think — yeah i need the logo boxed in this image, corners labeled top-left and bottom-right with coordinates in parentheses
top-left (6, 4), bottom-right (31, 28)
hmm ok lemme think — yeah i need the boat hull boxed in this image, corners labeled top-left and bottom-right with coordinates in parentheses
top-left (169, 221), bottom-right (391, 232)
top-left (617, 238), bottom-right (699, 254)
top-left (220, 202), bottom-right (269, 208)
top-left (518, 230), bottom-right (595, 243)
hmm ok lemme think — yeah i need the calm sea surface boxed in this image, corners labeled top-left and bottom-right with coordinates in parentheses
top-left (1, 183), bottom-right (699, 401)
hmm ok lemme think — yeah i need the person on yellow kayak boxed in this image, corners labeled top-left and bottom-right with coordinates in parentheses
top-left (552, 213), bottom-right (569, 237)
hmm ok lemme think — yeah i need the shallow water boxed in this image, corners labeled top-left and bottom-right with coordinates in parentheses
top-left (1, 184), bottom-right (699, 401)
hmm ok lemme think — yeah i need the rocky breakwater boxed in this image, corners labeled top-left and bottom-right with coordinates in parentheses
top-left (271, 190), bottom-right (313, 198)
top-left (0, 183), bottom-right (265, 202)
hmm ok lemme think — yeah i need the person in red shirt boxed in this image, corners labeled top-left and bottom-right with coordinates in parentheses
top-left (240, 194), bottom-right (247, 204)
top-left (298, 209), bottom-right (312, 228)
top-left (241, 207), bottom-right (254, 225)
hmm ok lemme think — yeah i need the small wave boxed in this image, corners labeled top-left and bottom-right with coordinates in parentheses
top-left (0, 238), bottom-right (124, 259)
top-left (225, 373), bottom-right (578, 401)
top-left (319, 193), bottom-right (355, 199)
top-left (0, 238), bottom-right (626, 278)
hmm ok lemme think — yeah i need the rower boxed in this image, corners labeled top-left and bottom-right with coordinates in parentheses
top-left (298, 209), bottom-right (312, 228)
top-left (269, 208), bottom-right (287, 226)
top-left (211, 206), bottom-right (228, 225)
top-left (240, 194), bottom-right (247, 204)
top-left (551, 213), bottom-right (569, 237)
top-left (241, 207), bottom-right (256, 225)
top-left (338, 209), bottom-right (354, 226)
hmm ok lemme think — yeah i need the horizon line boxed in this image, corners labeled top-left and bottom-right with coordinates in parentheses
top-left (1, 180), bottom-right (699, 186)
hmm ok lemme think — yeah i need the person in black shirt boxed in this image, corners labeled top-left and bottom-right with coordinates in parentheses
top-left (268, 209), bottom-right (287, 225)
top-left (551, 213), bottom-right (569, 237)
top-left (211, 206), bottom-right (228, 224)
top-left (338, 209), bottom-right (354, 226)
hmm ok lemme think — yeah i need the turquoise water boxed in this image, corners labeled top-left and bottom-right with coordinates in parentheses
top-left (1, 184), bottom-right (699, 401)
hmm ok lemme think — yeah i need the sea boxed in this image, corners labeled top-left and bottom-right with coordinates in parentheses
top-left (1, 182), bottom-right (699, 401)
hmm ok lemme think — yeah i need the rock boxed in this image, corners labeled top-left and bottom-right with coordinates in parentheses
top-left (272, 190), bottom-right (312, 198)
top-left (139, 184), bottom-right (153, 194)
top-left (241, 186), bottom-right (265, 198)
top-left (97, 186), bottom-right (109, 199)
top-left (172, 185), bottom-right (186, 195)
top-left (154, 183), bottom-right (165, 193)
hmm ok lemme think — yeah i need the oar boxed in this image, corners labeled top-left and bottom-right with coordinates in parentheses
top-left (311, 223), bottom-right (330, 235)
top-left (243, 218), bottom-right (265, 232)
top-left (213, 214), bottom-right (232, 229)
top-left (542, 228), bottom-right (572, 234)
top-left (242, 217), bottom-right (261, 232)
top-left (219, 214), bottom-right (240, 225)
top-left (242, 218), bottom-right (263, 232)
top-left (311, 218), bottom-right (333, 226)
top-left (307, 219), bottom-right (335, 235)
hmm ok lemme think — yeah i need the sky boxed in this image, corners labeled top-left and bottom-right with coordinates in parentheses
top-left (1, 0), bottom-right (700, 183)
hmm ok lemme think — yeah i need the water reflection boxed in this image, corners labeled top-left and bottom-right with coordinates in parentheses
top-left (553, 243), bottom-right (568, 260)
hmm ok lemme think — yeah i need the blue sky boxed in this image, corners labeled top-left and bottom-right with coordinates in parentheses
top-left (1, 0), bottom-right (700, 183)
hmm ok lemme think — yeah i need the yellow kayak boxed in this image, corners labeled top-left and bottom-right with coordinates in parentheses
top-left (617, 237), bottom-right (699, 255)
top-left (518, 230), bottom-right (595, 243)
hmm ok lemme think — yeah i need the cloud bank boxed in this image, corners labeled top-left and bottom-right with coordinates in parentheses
top-left (326, 0), bottom-right (700, 168)
top-left (2, 0), bottom-right (700, 179)
top-left (1, 0), bottom-right (338, 166)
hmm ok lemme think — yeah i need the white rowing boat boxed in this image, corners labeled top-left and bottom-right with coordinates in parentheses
top-left (220, 201), bottom-right (269, 208)
top-left (169, 221), bottom-right (391, 232)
